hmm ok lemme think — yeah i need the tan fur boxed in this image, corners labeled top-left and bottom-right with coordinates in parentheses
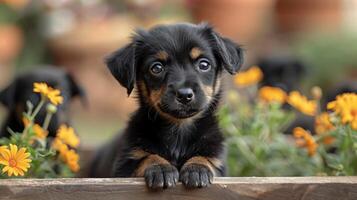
top-left (129, 149), bottom-right (150, 160)
top-left (190, 47), bottom-right (202, 60)
top-left (203, 85), bottom-right (214, 102)
top-left (133, 154), bottom-right (170, 177)
top-left (138, 80), bottom-right (199, 125)
top-left (182, 156), bottom-right (220, 176)
top-left (213, 78), bottom-right (221, 95)
top-left (207, 157), bottom-right (223, 169)
top-left (155, 51), bottom-right (169, 61)
top-left (149, 87), bottom-right (165, 105)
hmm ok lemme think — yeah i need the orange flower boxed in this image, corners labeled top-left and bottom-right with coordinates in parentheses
top-left (234, 66), bottom-right (263, 87)
top-left (33, 82), bottom-right (63, 105)
top-left (47, 89), bottom-right (63, 106)
top-left (315, 112), bottom-right (335, 145)
top-left (327, 93), bottom-right (357, 130)
top-left (63, 149), bottom-right (80, 172)
top-left (33, 124), bottom-right (48, 139)
top-left (259, 86), bottom-right (287, 104)
top-left (22, 117), bottom-right (30, 127)
top-left (293, 127), bottom-right (318, 156)
top-left (52, 138), bottom-right (69, 158)
top-left (288, 91), bottom-right (317, 116)
top-left (52, 139), bottom-right (80, 173)
top-left (0, 144), bottom-right (31, 176)
top-left (56, 125), bottom-right (80, 148)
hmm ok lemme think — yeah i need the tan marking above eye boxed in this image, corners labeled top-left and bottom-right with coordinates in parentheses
top-left (155, 51), bottom-right (169, 61)
top-left (190, 47), bottom-right (203, 60)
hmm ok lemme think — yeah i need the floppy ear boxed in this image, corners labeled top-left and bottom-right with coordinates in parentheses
top-left (200, 24), bottom-right (244, 74)
top-left (0, 82), bottom-right (16, 109)
top-left (66, 73), bottom-right (87, 107)
top-left (105, 43), bottom-right (136, 96)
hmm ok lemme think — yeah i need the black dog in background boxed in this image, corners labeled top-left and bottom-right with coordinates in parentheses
top-left (0, 66), bottom-right (85, 138)
top-left (90, 23), bottom-right (244, 189)
top-left (257, 55), bottom-right (306, 92)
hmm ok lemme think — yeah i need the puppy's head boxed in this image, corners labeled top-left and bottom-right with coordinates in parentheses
top-left (0, 67), bottom-right (86, 135)
top-left (106, 23), bottom-right (243, 122)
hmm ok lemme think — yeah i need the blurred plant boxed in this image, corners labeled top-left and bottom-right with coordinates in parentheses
top-left (220, 66), bottom-right (357, 176)
top-left (293, 32), bottom-right (357, 89)
top-left (0, 82), bottom-right (80, 178)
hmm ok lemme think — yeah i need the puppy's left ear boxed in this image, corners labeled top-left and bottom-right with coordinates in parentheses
top-left (66, 73), bottom-right (87, 107)
top-left (0, 82), bottom-right (16, 109)
top-left (105, 43), bottom-right (136, 96)
top-left (201, 24), bottom-right (244, 74)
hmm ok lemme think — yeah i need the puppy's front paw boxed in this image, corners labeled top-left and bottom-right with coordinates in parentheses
top-left (144, 164), bottom-right (179, 189)
top-left (180, 164), bottom-right (213, 188)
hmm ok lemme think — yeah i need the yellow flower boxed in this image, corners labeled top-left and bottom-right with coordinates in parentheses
top-left (327, 93), bottom-right (357, 130)
top-left (288, 91), bottom-right (317, 116)
top-left (63, 149), bottom-right (80, 172)
top-left (0, 144), bottom-right (31, 176)
top-left (51, 139), bottom-right (80, 172)
top-left (47, 89), bottom-right (63, 106)
top-left (293, 127), bottom-right (318, 156)
top-left (56, 125), bottom-right (80, 148)
top-left (315, 113), bottom-right (335, 134)
top-left (33, 82), bottom-right (50, 96)
top-left (52, 138), bottom-right (69, 158)
top-left (234, 66), bottom-right (263, 87)
top-left (33, 124), bottom-right (48, 139)
top-left (258, 86), bottom-right (287, 104)
top-left (315, 113), bottom-right (335, 145)
top-left (33, 82), bottom-right (63, 105)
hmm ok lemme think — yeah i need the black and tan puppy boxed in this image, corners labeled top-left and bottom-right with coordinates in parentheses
top-left (0, 66), bottom-right (85, 138)
top-left (90, 23), bottom-right (244, 189)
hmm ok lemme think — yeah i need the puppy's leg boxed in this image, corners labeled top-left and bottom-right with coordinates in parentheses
top-left (180, 156), bottom-right (223, 188)
top-left (115, 149), bottom-right (179, 189)
top-left (135, 153), bottom-right (179, 189)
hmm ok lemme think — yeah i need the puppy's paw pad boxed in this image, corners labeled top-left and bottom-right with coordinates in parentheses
top-left (179, 164), bottom-right (213, 188)
top-left (144, 164), bottom-right (179, 189)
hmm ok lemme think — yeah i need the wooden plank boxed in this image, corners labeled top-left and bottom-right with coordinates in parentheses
top-left (1, 177), bottom-right (357, 200)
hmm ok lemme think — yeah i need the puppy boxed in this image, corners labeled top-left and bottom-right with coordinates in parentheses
top-left (90, 23), bottom-right (244, 189)
top-left (258, 55), bottom-right (306, 92)
top-left (0, 66), bottom-right (85, 138)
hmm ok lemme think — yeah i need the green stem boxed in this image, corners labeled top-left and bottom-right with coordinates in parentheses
top-left (22, 98), bottom-right (45, 139)
top-left (31, 98), bottom-right (45, 120)
top-left (42, 112), bottom-right (53, 131)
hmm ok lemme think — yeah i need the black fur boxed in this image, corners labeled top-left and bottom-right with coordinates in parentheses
top-left (90, 23), bottom-right (243, 189)
top-left (257, 55), bottom-right (306, 92)
top-left (0, 66), bottom-right (86, 138)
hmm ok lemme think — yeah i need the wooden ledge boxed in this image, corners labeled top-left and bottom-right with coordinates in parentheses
top-left (1, 177), bottom-right (357, 200)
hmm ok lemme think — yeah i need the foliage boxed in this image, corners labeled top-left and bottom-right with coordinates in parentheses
top-left (0, 83), bottom-right (80, 178)
top-left (220, 67), bottom-right (357, 176)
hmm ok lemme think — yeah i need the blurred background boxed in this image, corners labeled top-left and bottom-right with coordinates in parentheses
top-left (0, 0), bottom-right (356, 147)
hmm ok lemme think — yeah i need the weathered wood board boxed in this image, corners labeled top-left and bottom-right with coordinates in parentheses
top-left (1, 177), bottom-right (357, 200)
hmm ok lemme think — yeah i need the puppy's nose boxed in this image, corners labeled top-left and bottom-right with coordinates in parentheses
top-left (176, 88), bottom-right (194, 104)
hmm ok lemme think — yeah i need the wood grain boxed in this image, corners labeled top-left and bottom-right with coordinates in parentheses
top-left (1, 177), bottom-right (357, 200)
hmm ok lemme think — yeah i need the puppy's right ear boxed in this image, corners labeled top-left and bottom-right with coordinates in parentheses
top-left (105, 43), bottom-right (136, 96)
top-left (0, 82), bottom-right (16, 109)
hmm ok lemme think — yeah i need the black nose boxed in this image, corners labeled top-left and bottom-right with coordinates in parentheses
top-left (176, 88), bottom-right (194, 104)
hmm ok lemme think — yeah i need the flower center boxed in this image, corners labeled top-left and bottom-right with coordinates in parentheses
top-left (9, 159), bottom-right (17, 167)
top-left (352, 109), bottom-right (357, 118)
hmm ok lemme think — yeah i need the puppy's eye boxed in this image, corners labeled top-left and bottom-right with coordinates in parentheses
top-left (197, 58), bottom-right (211, 72)
top-left (150, 62), bottom-right (164, 75)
